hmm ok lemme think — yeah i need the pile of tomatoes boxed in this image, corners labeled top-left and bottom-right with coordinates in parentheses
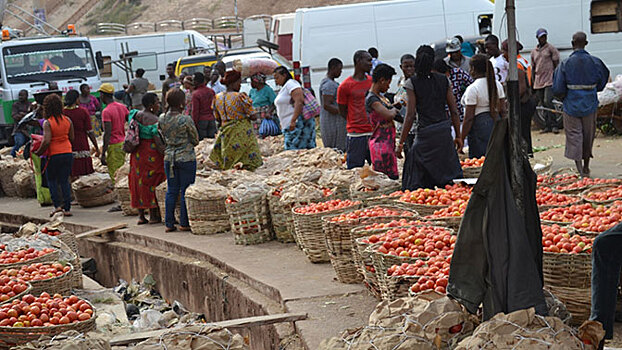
top-left (425, 200), bottom-right (468, 219)
top-left (537, 173), bottom-right (579, 187)
top-left (555, 177), bottom-right (620, 192)
top-left (0, 248), bottom-right (56, 266)
top-left (541, 224), bottom-right (593, 254)
top-left (398, 184), bottom-right (472, 206)
top-left (362, 219), bottom-right (424, 231)
top-left (368, 226), bottom-right (455, 259)
top-left (39, 227), bottom-right (61, 237)
top-left (536, 187), bottom-right (581, 207)
top-left (0, 293), bottom-right (92, 328)
top-left (569, 202), bottom-right (622, 233)
top-left (0, 278), bottom-right (29, 303)
top-left (0, 263), bottom-right (71, 283)
top-left (584, 185), bottom-right (622, 202)
top-left (294, 199), bottom-right (360, 214)
top-left (460, 156), bottom-right (485, 168)
top-left (329, 206), bottom-right (414, 222)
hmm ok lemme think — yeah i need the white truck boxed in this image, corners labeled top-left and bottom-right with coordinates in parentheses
top-left (90, 30), bottom-right (215, 91)
top-left (0, 35), bottom-right (102, 144)
top-left (493, 0), bottom-right (622, 76)
top-left (292, 0), bottom-right (494, 92)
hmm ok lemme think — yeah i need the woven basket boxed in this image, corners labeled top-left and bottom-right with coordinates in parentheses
top-left (292, 202), bottom-right (361, 263)
top-left (226, 195), bottom-right (272, 245)
top-left (0, 300), bottom-right (95, 348)
top-left (546, 285), bottom-right (591, 326)
top-left (363, 194), bottom-right (403, 207)
top-left (395, 200), bottom-right (448, 217)
top-left (330, 186), bottom-right (351, 200)
top-left (542, 168), bottom-right (580, 188)
top-left (322, 207), bottom-right (417, 284)
top-left (542, 252), bottom-right (591, 289)
top-left (56, 240), bottom-right (82, 289)
top-left (353, 237), bottom-right (382, 300)
top-left (267, 194), bottom-right (296, 244)
top-left (72, 174), bottom-right (116, 208)
top-left (529, 155), bottom-right (553, 175)
top-left (0, 250), bottom-right (59, 271)
top-left (0, 282), bottom-right (31, 306)
top-left (115, 184), bottom-right (138, 216)
top-left (350, 183), bottom-right (402, 204)
top-left (537, 196), bottom-right (583, 212)
top-left (383, 274), bottom-right (420, 301)
top-left (155, 182), bottom-right (181, 221)
top-left (422, 216), bottom-right (462, 230)
top-left (28, 263), bottom-right (74, 296)
top-left (461, 166), bottom-right (482, 178)
top-left (539, 219), bottom-right (572, 226)
top-left (581, 185), bottom-right (622, 205)
top-left (186, 194), bottom-right (229, 235)
top-left (554, 185), bottom-right (592, 195)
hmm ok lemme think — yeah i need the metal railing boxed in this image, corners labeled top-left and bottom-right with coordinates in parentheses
top-left (95, 22), bottom-right (126, 34)
top-left (156, 20), bottom-right (183, 32)
top-left (96, 14), bottom-right (274, 34)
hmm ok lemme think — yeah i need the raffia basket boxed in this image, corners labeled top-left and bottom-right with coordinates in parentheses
top-left (267, 193), bottom-right (297, 244)
top-left (349, 183), bottom-right (402, 204)
top-left (321, 206), bottom-right (418, 284)
top-left (0, 282), bottom-right (31, 306)
top-left (541, 167), bottom-right (580, 188)
top-left (0, 300), bottom-right (95, 348)
top-left (353, 237), bottom-right (382, 299)
top-left (542, 252), bottom-right (591, 289)
top-left (546, 285), bottom-right (591, 326)
top-left (156, 182), bottom-right (180, 220)
top-left (28, 263), bottom-right (74, 296)
top-left (581, 185), bottom-right (622, 205)
top-left (461, 166), bottom-right (482, 178)
top-left (185, 184), bottom-right (230, 235)
top-left (383, 273), bottom-right (420, 301)
top-left (226, 195), bottom-right (272, 245)
top-left (292, 201), bottom-right (361, 263)
top-left (72, 173), bottom-right (116, 208)
top-left (395, 199), bottom-right (448, 217)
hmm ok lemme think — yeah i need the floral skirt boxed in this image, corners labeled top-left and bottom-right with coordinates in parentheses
top-left (369, 126), bottom-right (398, 180)
top-left (210, 119), bottom-right (263, 171)
top-left (129, 139), bottom-right (166, 209)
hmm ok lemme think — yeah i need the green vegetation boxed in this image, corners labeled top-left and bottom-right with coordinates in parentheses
top-left (85, 0), bottom-right (147, 34)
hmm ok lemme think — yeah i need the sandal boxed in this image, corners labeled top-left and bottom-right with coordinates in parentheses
top-left (137, 218), bottom-right (148, 225)
top-left (179, 226), bottom-right (191, 232)
top-left (49, 208), bottom-right (63, 217)
top-left (165, 226), bottom-right (177, 233)
top-left (148, 219), bottom-right (161, 224)
top-left (63, 211), bottom-right (73, 217)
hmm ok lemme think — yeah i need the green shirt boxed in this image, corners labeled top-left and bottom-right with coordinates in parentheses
top-left (249, 85), bottom-right (276, 108)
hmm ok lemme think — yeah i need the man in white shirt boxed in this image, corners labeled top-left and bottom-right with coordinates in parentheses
top-left (207, 71), bottom-right (226, 95)
top-left (485, 34), bottom-right (509, 83)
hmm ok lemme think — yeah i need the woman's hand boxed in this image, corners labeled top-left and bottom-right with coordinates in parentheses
top-left (288, 120), bottom-right (296, 132)
top-left (93, 147), bottom-right (101, 158)
top-left (454, 137), bottom-right (464, 152)
top-left (395, 143), bottom-right (404, 159)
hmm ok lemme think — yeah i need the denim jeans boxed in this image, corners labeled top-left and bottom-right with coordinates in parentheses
top-left (163, 160), bottom-right (196, 228)
top-left (11, 133), bottom-right (27, 158)
top-left (46, 153), bottom-right (73, 211)
top-left (590, 222), bottom-right (622, 339)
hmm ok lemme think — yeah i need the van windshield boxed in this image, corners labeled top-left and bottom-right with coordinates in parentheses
top-left (3, 40), bottom-right (97, 84)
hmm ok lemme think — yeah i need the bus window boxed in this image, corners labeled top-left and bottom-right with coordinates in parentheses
top-left (100, 55), bottom-right (112, 77)
top-left (132, 53), bottom-right (157, 71)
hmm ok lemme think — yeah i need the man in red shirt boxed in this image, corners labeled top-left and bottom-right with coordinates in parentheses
top-left (191, 72), bottom-right (217, 139)
top-left (337, 50), bottom-right (373, 169)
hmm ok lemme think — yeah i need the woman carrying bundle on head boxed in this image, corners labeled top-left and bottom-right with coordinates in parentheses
top-left (209, 70), bottom-right (263, 170)
top-left (460, 54), bottom-right (507, 159)
top-left (398, 45), bottom-right (464, 190)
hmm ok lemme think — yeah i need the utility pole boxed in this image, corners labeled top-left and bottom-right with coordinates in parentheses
top-left (505, 0), bottom-right (525, 212)
top-left (234, 0), bottom-right (239, 33)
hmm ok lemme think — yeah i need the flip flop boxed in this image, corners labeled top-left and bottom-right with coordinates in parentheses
top-left (63, 211), bottom-right (73, 217)
top-left (179, 226), bottom-right (192, 232)
top-left (49, 208), bottom-right (62, 217)
top-left (137, 218), bottom-right (148, 225)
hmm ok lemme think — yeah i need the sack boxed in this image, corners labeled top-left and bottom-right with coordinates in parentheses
top-left (259, 118), bottom-right (281, 137)
top-left (123, 118), bottom-right (140, 153)
top-left (301, 89), bottom-right (321, 120)
top-left (30, 134), bottom-right (48, 157)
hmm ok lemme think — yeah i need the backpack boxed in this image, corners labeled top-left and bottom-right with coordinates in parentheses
top-left (123, 117), bottom-right (140, 153)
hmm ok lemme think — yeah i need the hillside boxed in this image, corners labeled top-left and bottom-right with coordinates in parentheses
top-left (5, 0), bottom-right (372, 36)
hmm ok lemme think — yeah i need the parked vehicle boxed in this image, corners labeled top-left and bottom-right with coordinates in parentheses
top-left (430, 36), bottom-right (486, 60)
top-left (292, 0), bottom-right (494, 92)
top-left (90, 30), bottom-right (215, 91)
top-left (270, 13), bottom-right (295, 61)
top-left (0, 35), bottom-right (102, 145)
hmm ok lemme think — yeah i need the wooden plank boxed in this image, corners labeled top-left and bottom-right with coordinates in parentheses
top-left (109, 312), bottom-right (307, 346)
top-left (75, 223), bottom-right (128, 239)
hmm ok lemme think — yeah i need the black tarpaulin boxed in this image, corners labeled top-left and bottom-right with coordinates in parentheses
top-left (447, 117), bottom-right (548, 320)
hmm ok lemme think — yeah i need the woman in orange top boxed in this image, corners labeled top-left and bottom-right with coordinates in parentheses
top-left (35, 94), bottom-right (75, 217)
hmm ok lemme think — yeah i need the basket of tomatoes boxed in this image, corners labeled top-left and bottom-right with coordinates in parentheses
top-left (387, 255), bottom-right (450, 301)
top-left (225, 194), bottom-right (273, 246)
top-left (553, 177), bottom-right (621, 195)
top-left (349, 182), bottom-right (402, 204)
top-left (1, 262), bottom-right (74, 296)
top-left (396, 184), bottom-right (471, 217)
top-left (536, 187), bottom-right (582, 212)
top-left (538, 168), bottom-right (579, 188)
top-left (581, 184), bottom-right (622, 205)
top-left (0, 278), bottom-right (30, 306)
top-left (0, 247), bottom-right (58, 271)
top-left (460, 156), bottom-right (485, 178)
top-left (570, 201), bottom-right (622, 237)
top-left (362, 190), bottom-right (405, 207)
top-left (541, 224), bottom-right (592, 289)
top-left (292, 199), bottom-right (361, 263)
top-left (423, 200), bottom-right (468, 230)
top-left (0, 293), bottom-right (95, 348)
top-left (322, 206), bottom-right (418, 284)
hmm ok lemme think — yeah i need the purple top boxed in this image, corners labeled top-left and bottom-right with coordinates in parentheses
top-left (79, 95), bottom-right (101, 116)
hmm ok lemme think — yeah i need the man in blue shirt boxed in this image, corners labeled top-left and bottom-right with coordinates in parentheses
top-left (552, 32), bottom-right (609, 177)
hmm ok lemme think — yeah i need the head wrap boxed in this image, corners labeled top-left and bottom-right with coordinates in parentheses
top-left (221, 70), bottom-right (242, 86)
top-left (250, 72), bottom-right (266, 84)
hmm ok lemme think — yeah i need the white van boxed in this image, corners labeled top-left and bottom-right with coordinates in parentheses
top-left (292, 0), bottom-right (494, 92)
top-left (91, 30), bottom-right (215, 91)
top-left (493, 0), bottom-right (622, 76)
top-left (0, 35), bottom-right (101, 144)
top-left (271, 13), bottom-right (295, 61)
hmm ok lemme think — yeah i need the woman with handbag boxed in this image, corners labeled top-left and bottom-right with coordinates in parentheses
top-left (128, 93), bottom-right (166, 225)
top-left (274, 66), bottom-right (317, 150)
top-left (209, 70), bottom-right (263, 170)
top-left (63, 90), bottom-right (100, 179)
top-left (249, 73), bottom-right (280, 138)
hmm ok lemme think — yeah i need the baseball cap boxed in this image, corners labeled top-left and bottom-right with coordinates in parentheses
top-left (98, 83), bottom-right (115, 94)
top-left (445, 37), bottom-right (461, 53)
top-left (536, 28), bottom-right (548, 38)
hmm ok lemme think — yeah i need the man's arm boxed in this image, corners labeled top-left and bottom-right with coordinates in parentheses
top-left (551, 64), bottom-right (567, 99)
top-left (551, 46), bottom-right (561, 68)
top-left (11, 104), bottom-right (26, 123)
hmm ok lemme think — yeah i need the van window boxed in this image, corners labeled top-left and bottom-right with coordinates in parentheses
top-left (478, 14), bottom-right (493, 35)
top-left (101, 55), bottom-right (112, 77)
top-left (132, 53), bottom-right (157, 71)
top-left (591, 0), bottom-right (622, 33)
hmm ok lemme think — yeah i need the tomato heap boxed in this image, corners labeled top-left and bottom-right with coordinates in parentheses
top-left (398, 184), bottom-right (471, 206)
top-left (0, 277), bottom-right (29, 302)
top-left (584, 185), bottom-right (622, 202)
top-left (294, 199), bottom-right (360, 214)
top-left (39, 227), bottom-right (61, 237)
top-left (0, 263), bottom-right (71, 283)
top-left (225, 196), bottom-right (237, 204)
top-left (362, 219), bottom-right (425, 231)
top-left (555, 177), bottom-right (620, 192)
top-left (425, 200), bottom-right (468, 219)
top-left (541, 224), bottom-right (593, 254)
top-left (460, 156), bottom-right (485, 168)
top-left (404, 257), bottom-right (451, 294)
top-left (369, 226), bottom-right (455, 259)
top-left (569, 202), bottom-right (622, 233)
top-left (0, 293), bottom-right (92, 328)
top-left (271, 187), bottom-right (333, 198)
top-left (536, 187), bottom-right (580, 207)
top-left (537, 173), bottom-right (579, 187)
top-left (329, 206), bottom-right (414, 222)
top-left (0, 248), bottom-right (55, 266)
top-left (540, 203), bottom-right (596, 223)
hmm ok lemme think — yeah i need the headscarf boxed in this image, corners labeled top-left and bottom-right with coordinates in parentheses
top-left (221, 70), bottom-right (241, 86)
top-left (250, 72), bottom-right (266, 84)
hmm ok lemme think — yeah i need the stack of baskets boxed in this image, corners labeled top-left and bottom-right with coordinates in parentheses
top-left (185, 181), bottom-right (230, 235)
top-left (321, 206), bottom-right (418, 284)
top-left (226, 194), bottom-right (272, 245)
top-left (72, 173), bottom-right (116, 208)
top-left (0, 158), bottom-right (28, 197)
top-left (114, 177), bottom-right (138, 216)
top-left (292, 201), bottom-right (362, 263)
